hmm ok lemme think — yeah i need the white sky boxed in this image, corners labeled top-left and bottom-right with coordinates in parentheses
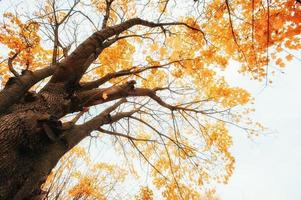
top-left (1, 1), bottom-right (301, 199)
top-left (217, 60), bottom-right (301, 200)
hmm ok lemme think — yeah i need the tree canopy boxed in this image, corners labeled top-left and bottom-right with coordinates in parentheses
top-left (0, 0), bottom-right (300, 199)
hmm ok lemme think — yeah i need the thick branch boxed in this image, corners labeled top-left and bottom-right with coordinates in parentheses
top-left (76, 83), bottom-right (206, 114)
top-left (49, 17), bottom-right (204, 85)
top-left (75, 80), bottom-right (136, 108)
top-left (65, 98), bottom-right (140, 148)
top-left (8, 52), bottom-right (20, 77)
top-left (0, 65), bottom-right (55, 114)
top-left (79, 61), bottom-right (180, 91)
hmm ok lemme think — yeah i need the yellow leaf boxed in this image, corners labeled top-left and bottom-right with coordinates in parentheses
top-left (102, 92), bottom-right (108, 100)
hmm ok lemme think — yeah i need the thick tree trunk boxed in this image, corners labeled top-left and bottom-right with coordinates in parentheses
top-left (0, 82), bottom-right (138, 199)
top-left (0, 83), bottom-right (71, 200)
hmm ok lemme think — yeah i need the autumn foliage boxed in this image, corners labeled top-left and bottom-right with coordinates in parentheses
top-left (0, 0), bottom-right (300, 199)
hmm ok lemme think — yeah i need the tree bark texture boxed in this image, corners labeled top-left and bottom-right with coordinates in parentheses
top-left (0, 83), bottom-right (71, 199)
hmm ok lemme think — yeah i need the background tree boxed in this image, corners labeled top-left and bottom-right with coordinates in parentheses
top-left (0, 0), bottom-right (300, 199)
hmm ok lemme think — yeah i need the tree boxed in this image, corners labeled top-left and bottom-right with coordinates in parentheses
top-left (0, 0), bottom-right (300, 199)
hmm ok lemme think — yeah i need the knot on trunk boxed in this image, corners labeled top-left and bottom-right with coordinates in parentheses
top-left (122, 80), bottom-right (136, 91)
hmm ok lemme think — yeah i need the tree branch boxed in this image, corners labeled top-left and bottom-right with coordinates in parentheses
top-left (65, 98), bottom-right (137, 148)
top-left (8, 52), bottom-right (20, 77)
top-left (0, 65), bottom-right (55, 114)
top-left (102, 0), bottom-right (114, 29)
top-left (76, 84), bottom-right (207, 115)
top-left (98, 127), bottom-right (157, 142)
top-left (48, 17), bottom-right (205, 86)
top-left (80, 60), bottom-right (180, 91)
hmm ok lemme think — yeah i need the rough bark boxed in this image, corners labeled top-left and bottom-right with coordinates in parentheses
top-left (0, 66), bottom-right (55, 115)
top-left (0, 82), bottom-right (70, 199)
top-left (0, 82), bottom-right (133, 199)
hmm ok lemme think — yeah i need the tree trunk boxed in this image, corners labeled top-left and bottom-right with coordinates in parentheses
top-left (0, 83), bottom-right (71, 200)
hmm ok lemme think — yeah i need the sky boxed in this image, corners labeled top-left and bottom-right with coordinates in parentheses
top-left (217, 60), bottom-right (301, 200)
top-left (1, 0), bottom-right (301, 199)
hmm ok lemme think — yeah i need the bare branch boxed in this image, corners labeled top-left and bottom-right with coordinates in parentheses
top-left (76, 83), bottom-right (210, 116)
top-left (80, 60), bottom-right (181, 91)
top-left (225, 0), bottom-right (238, 45)
top-left (129, 139), bottom-right (169, 180)
top-left (102, 0), bottom-right (114, 29)
top-left (98, 127), bottom-right (157, 142)
top-left (8, 52), bottom-right (20, 77)
top-left (57, 0), bottom-right (80, 26)
top-left (49, 0), bottom-right (80, 64)
top-left (225, 0), bottom-right (249, 68)
top-left (158, 0), bottom-right (170, 21)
